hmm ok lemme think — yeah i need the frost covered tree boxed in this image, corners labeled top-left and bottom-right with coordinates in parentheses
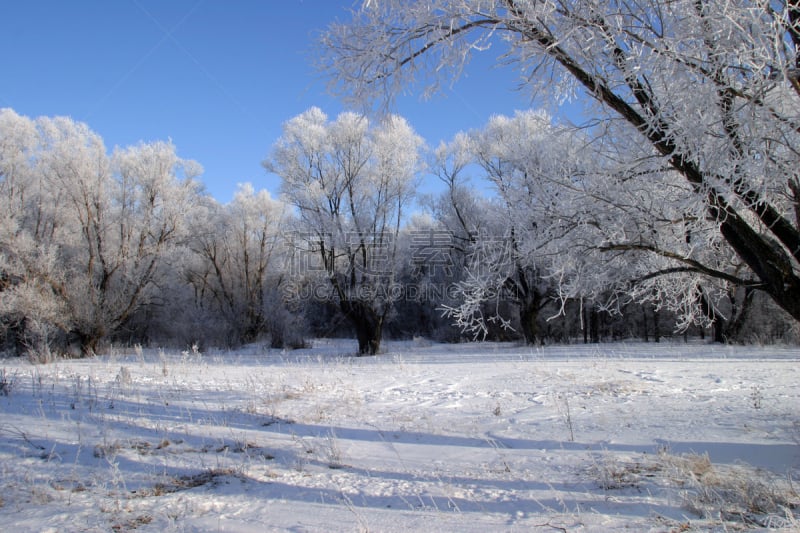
top-left (265, 107), bottom-right (423, 354)
top-left (0, 110), bottom-right (203, 356)
top-left (442, 107), bottom-right (763, 342)
top-left (48, 126), bottom-right (202, 354)
top-left (428, 133), bottom-right (536, 341)
top-left (320, 0), bottom-right (800, 326)
top-left (186, 183), bottom-right (293, 347)
top-left (462, 110), bottom-right (573, 343)
top-left (0, 109), bottom-right (68, 356)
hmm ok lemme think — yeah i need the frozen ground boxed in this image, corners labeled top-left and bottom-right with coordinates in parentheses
top-left (0, 340), bottom-right (798, 532)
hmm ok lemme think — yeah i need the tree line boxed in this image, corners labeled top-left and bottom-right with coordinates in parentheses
top-left (1, 97), bottom-right (796, 359)
top-left (4, 0), bottom-right (800, 358)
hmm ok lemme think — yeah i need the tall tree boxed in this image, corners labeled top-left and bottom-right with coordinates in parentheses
top-left (186, 184), bottom-right (290, 346)
top-left (320, 0), bottom-right (800, 324)
top-left (467, 110), bottom-right (572, 343)
top-left (265, 107), bottom-right (423, 354)
top-left (430, 132), bottom-right (539, 342)
top-left (2, 112), bottom-right (204, 355)
top-left (55, 131), bottom-right (202, 354)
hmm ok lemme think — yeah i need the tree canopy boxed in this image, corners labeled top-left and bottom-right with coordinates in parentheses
top-left (319, 0), bottom-right (800, 323)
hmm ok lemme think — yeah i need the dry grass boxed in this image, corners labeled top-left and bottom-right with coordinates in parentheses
top-left (593, 451), bottom-right (800, 529)
top-left (668, 454), bottom-right (799, 528)
top-left (591, 455), bottom-right (662, 490)
top-left (130, 467), bottom-right (244, 498)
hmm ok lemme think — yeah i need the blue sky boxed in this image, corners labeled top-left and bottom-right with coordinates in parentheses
top-left (1, 0), bottom-right (562, 203)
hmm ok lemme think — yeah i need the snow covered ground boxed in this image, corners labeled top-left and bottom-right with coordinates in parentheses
top-left (0, 340), bottom-right (798, 532)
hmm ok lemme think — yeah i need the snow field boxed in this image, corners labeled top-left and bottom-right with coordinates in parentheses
top-left (0, 341), bottom-right (798, 532)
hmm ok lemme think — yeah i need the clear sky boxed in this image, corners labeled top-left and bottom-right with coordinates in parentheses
top-left (0, 0), bottom-right (564, 203)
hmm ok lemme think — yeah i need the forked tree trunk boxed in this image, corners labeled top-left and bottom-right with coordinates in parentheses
top-left (340, 299), bottom-right (383, 355)
top-left (518, 289), bottom-right (543, 345)
top-left (73, 329), bottom-right (102, 357)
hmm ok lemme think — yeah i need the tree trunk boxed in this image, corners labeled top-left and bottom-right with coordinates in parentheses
top-left (518, 290), bottom-right (542, 345)
top-left (242, 306), bottom-right (266, 344)
top-left (725, 287), bottom-right (754, 342)
top-left (72, 329), bottom-right (101, 357)
top-left (653, 310), bottom-right (661, 343)
top-left (697, 288), bottom-right (726, 343)
top-left (530, 22), bottom-right (800, 326)
top-left (589, 306), bottom-right (600, 343)
top-left (519, 303), bottom-right (538, 345)
top-left (711, 317), bottom-right (725, 344)
top-left (583, 305), bottom-right (589, 344)
top-left (11, 317), bottom-right (28, 357)
top-left (341, 299), bottom-right (383, 355)
top-left (642, 306), bottom-right (649, 342)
